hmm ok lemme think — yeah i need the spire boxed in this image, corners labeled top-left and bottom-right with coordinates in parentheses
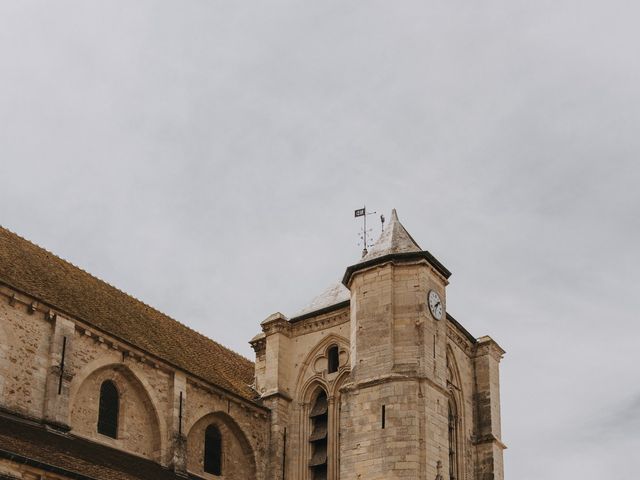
top-left (343, 208), bottom-right (451, 286)
top-left (360, 209), bottom-right (421, 262)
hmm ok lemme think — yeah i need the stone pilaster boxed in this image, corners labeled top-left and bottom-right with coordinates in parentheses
top-left (262, 394), bottom-right (290, 480)
top-left (473, 336), bottom-right (506, 480)
top-left (259, 312), bottom-right (293, 479)
top-left (42, 315), bottom-right (75, 429)
top-left (259, 313), bottom-right (292, 399)
top-left (170, 371), bottom-right (188, 475)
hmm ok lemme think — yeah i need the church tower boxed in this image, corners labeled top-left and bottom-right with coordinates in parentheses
top-left (254, 208), bottom-right (505, 480)
top-left (339, 209), bottom-right (474, 479)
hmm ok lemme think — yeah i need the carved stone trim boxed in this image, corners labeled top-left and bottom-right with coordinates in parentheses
top-left (187, 377), bottom-right (269, 417)
top-left (474, 336), bottom-right (506, 361)
top-left (345, 372), bottom-right (450, 397)
top-left (249, 336), bottom-right (266, 355)
top-left (447, 324), bottom-right (474, 355)
top-left (290, 310), bottom-right (349, 337)
top-left (473, 433), bottom-right (507, 450)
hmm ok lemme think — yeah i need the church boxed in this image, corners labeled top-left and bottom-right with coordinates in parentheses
top-left (0, 210), bottom-right (505, 480)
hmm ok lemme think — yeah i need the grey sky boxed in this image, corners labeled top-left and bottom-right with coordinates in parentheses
top-left (1, 0), bottom-right (639, 478)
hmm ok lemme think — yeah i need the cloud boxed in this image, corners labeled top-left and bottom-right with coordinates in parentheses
top-left (1, 1), bottom-right (639, 478)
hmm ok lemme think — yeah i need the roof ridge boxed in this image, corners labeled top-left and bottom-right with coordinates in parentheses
top-left (0, 225), bottom-right (253, 366)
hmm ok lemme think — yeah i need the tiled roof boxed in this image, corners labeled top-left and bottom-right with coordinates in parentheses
top-left (0, 413), bottom-right (181, 480)
top-left (0, 226), bottom-right (256, 401)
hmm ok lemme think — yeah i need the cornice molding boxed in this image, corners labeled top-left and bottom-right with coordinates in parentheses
top-left (473, 433), bottom-right (507, 450)
top-left (187, 377), bottom-right (269, 417)
top-left (474, 336), bottom-right (506, 362)
top-left (342, 251), bottom-right (451, 287)
top-left (290, 309), bottom-right (349, 337)
top-left (447, 323), bottom-right (474, 356)
top-left (260, 312), bottom-right (291, 336)
top-left (341, 372), bottom-right (450, 398)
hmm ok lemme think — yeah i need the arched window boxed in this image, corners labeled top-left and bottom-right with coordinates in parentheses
top-left (204, 424), bottom-right (222, 475)
top-left (327, 345), bottom-right (339, 374)
top-left (309, 390), bottom-right (328, 480)
top-left (97, 380), bottom-right (119, 438)
top-left (448, 398), bottom-right (458, 480)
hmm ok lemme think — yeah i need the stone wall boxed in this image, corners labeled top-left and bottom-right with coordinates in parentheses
top-left (186, 380), bottom-right (269, 480)
top-left (0, 251), bottom-right (505, 480)
top-left (340, 378), bottom-right (424, 479)
top-left (473, 337), bottom-right (506, 480)
top-left (341, 260), bottom-right (444, 480)
top-left (447, 336), bottom-right (477, 480)
top-left (340, 256), bottom-right (506, 480)
top-left (186, 411), bottom-right (257, 479)
top-left (254, 307), bottom-right (351, 480)
top-left (0, 296), bottom-right (51, 419)
top-left (69, 362), bottom-right (164, 461)
top-left (0, 284), bottom-right (270, 479)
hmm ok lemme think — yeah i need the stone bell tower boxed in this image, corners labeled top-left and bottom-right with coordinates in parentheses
top-left (339, 209), bottom-right (454, 479)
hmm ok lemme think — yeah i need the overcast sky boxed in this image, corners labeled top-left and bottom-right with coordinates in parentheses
top-left (1, 1), bottom-right (639, 478)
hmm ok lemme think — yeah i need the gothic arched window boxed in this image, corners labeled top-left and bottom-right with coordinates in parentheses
top-left (204, 424), bottom-right (222, 475)
top-left (97, 380), bottom-right (119, 438)
top-left (448, 398), bottom-right (459, 480)
top-left (327, 345), bottom-right (339, 374)
top-left (309, 389), bottom-right (328, 480)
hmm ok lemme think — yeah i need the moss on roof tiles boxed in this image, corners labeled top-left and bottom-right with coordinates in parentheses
top-left (0, 226), bottom-right (256, 401)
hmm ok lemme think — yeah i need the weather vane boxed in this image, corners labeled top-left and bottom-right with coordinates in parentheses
top-left (354, 206), bottom-right (377, 257)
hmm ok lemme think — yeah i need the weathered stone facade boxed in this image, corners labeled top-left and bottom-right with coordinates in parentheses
top-left (0, 282), bottom-right (270, 480)
top-left (251, 210), bottom-right (506, 480)
top-left (0, 210), bottom-right (505, 479)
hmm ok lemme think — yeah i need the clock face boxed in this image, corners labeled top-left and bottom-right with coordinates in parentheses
top-left (428, 290), bottom-right (443, 320)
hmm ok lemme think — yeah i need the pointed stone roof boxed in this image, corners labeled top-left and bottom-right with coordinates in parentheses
top-left (290, 282), bottom-right (350, 321)
top-left (360, 209), bottom-right (421, 262)
top-left (342, 208), bottom-right (451, 285)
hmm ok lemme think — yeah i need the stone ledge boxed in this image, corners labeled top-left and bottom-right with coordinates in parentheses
top-left (473, 433), bottom-right (507, 450)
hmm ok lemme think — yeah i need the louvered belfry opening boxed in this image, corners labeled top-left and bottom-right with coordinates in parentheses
top-left (97, 380), bottom-right (119, 438)
top-left (309, 390), bottom-right (328, 480)
top-left (204, 424), bottom-right (223, 475)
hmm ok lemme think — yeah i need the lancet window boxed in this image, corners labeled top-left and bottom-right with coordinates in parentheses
top-left (97, 380), bottom-right (119, 438)
top-left (204, 424), bottom-right (222, 475)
